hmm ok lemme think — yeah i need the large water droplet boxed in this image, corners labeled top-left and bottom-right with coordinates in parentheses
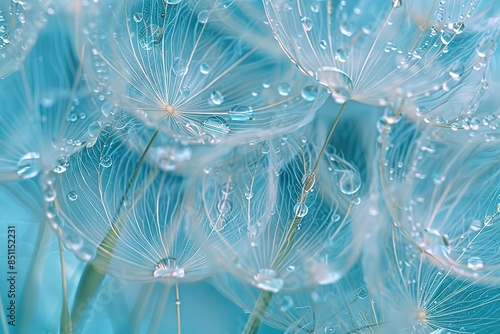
top-left (87, 121), bottom-right (102, 137)
top-left (229, 105), bottom-right (253, 121)
top-left (316, 66), bottom-right (353, 103)
top-left (339, 170), bottom-right (361, 195)
top-left (153, 258), bottom-right (185, 278)
top-left (253, 269), bottom-right (284, 293)
top-left (203, 116), bottom-right (230, 134)
top-left (476, 37), bottom-right (495, 58)
top-left (17, 152), bottom-right (40, 179)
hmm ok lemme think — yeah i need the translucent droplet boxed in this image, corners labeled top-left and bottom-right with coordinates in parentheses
top-left (316, 66), bottom-right (353, 103)
top-left (133, 13), bottom-right (143, 23)
top-left (301, 85), bottom-right (318, 101)
top-left (229, 105), bottom-right (253, 121)
top-left (244, 192), bottom-right (253, 200)
top-left (172, 58), bottom-right (187, 76)
top-left (87, 121), bottom-right (102, 137)
top-left (153, 258), bottom-right (185, 278)
top-left (44, 187), bottom-right (56, 202)
top-left (302, 172), bottom-right (316, 192)
top-left (470, 219), bottom-right (482, 231)
top-left (301, 16), bottom-right (313, 31)
top-left (100, 155), bottom-right (113, 168)
top-left (319, 40), bottom-right (327, 49)
top-left (467, 256), bottom-right (484, 270)
top-left (67, 191), bottom-right (78, 201)
top-left (440, 32), bottom-right (452, 45)
top-left (449, 63), bottom-right (465, 79)
top-left (294, 203), bottom-right (309, 217)
top-left (392, 0), bottom-right (402, 8)
top-left (17, 152), bottom-right (40, 179)
top-left (339, 170), bottom-right (361, 195)
top-left (165, 0), bottom-right (182, 4)
top-left (253, 269), bottom-right (283, 293)
top-left (452, 22), bottom-right (464, 34)
top-left (199, 63), bottom-right (210, 74)
top-left (277, 83), bottom-right (291, 96)
top-left (355, 287), bottom-right (368, 299)
top-left (210, 91), bottom-right (224, 105)
top-left (203, 116), bottom-right (230, 134)
top-left (476, 37), bottom-right (495, 58)
top-left (335, 48), bottom-right (348, 63)
top-left (280, 296), bottom-right (293, 312)
top-left (197, 10), bottom-right (209, 24)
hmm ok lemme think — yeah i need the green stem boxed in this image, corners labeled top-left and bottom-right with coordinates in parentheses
top-left (242, 290), bottom-right (274, 334)
top-left (70, 128), bottom-right (160, 330)
top-left (244, 101), bottom-right (349, 333)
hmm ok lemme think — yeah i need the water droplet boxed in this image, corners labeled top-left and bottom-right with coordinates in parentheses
top-left (302, 172), bottom-right (316, 192)
top-left (355, 287), bottom-right (368, 299)
top-left (17, 152), bottom-right (40, 179)
top-left (280, 296), bottom-right (293, 312)
top-left (67, 191), bottom-right (78, 201)
top-left (199, 63), bottom-right (210, 74)
top-left (253, 269), bottom-right (283, 293)
top-left (339, 170), bottom-right (361, 195)
top-left (484, 215), bottom-right (494, 227)
top-left (210, 91), bottom-right (224, 105)
top-left (87, 121), bottom-right (102, 137)
top-left (319, 40), bottom-right (327, 49)
top-left (133, 13), bottom-right (143, 22)
top-left (335, 48), bottom-right (349, 63)
top-left (470, 219), bottom-right (482, 231)
top-left (100, 155), bottom-right (112, 168)
top-left (203, 116), bottom-right (230, 134)
top-left (153, 258), bottom-right (185, 278)
top-left (197, 10), bottom-right (209, 24)
top-left (165, 0), bottom-right (182, 4)
top-left (294, 203), bottom-right (309, 217)
top-left (452, 22), bottom-right (464, 34)
top-left (476, 37), bottom-right (495, 58)
top-left (229, 105), bottom-right (253, 121)
top-left (286, 265), bottom-right (295, 272)
top-left (301, 85), bottom-right (318, 101)
top-left (301, 16), bottom-right (313, 31)
top-left (324, 325), bottom-right (337, 333)
top-left (467, 256), bottom-right (484, 270)
top-left (316, 66), bottom-right (353, 103)
top-left (245, 191), bottom-right (253, 200)
top-left (172, 58), bottom-right (187, 76)
top-left (440, 32), bottom-right (452, 45)
top-left (449, 63), bottom-right (465, 79)
top-left (277, 83), bottom-right (291, 96)
top-left (44, 187), bottom-right (57, 202)
top-left (392, 0), bottom-right (402, 8)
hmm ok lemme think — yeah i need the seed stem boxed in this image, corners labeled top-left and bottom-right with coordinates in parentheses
top-left (243, 101), bottom-right (349, 334)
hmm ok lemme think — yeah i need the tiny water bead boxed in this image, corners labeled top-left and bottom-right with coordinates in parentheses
top-left (203, 116), bottom-right (230, 134)
top-left (199, 62), bottom-right (210, 74)
top-left (67, 191), bottom-right (78, 201)
top-left (133, 13), bottom-right (143, 23)
top-left (210, 90), bottom-right (224, 105)
top-left (301, 16), bottom-right (313, 31)
top-left (277, 83), bottom-right (291, 96)
top-left (253, 268), bottom-right (284, 293)
top-left (165, 0), bottom-right (182, 4)
top-left (100, 155), bottom-right (113, 168)
top-left (153, 258), bottom-right (185, 279)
